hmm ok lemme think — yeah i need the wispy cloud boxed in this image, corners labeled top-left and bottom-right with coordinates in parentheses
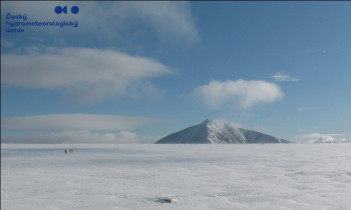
top-left (193, 79), bottom-right (283, 109)
top-left (296, 133), bottom-right (350, 143)
top-left (2, 114), bottom-right (165, 131)
top-left (1, 114), bottom-right (167, 144)
top-left (271, 73), bottom-right (299, 82)
top-left (2, 130), bottom-right (140, 144)
top-left (1, 47), bottom-right (173, 102)
top-left (212, 118), bottom-right (243, 128)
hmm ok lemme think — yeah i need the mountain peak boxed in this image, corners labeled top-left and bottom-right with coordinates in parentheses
top-left (155, 119), bottom-right (291, 144)
top-left (202, 119), bottom-right (211, 124)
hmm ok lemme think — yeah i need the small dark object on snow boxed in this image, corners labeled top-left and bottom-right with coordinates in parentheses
top-left (161, 197), bottom-right (177, 203)
top-left (65, 149), bottom-right (67, 154)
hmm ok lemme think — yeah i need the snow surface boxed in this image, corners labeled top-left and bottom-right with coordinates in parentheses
top-left (2, 144), bottom-right (351, 210)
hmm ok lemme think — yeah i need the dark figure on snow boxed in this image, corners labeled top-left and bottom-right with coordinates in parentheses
top-left (65, 149), bottom-right (67, 154)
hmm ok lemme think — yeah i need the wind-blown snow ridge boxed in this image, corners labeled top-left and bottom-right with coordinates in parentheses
top-left (155, 119), bottom-right (291, 144)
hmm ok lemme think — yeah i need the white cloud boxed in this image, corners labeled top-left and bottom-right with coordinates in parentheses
top-left (2, 130), bottom-right (140, 144)
top-left (2, 1), bottom-right (198, 42)
top-left (1, 47), bottom-right (173, 102)
top-left (1, 114), bottom-right (166, 144)
top-left (271, 73), bottom-right (299, 82)
top-left (193, 79), bottom-right (283, 109)
top-left (2, 114), bottom-right (164, 131)
top-left (296, 133), bottom-right (350, 143)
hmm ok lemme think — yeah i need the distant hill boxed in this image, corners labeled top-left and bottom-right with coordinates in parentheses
top-left (155, 119), bottom-right (292, 144)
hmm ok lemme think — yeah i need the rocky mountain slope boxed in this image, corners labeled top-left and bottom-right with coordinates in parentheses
top-left (155, 119), bottom-right (291, 144)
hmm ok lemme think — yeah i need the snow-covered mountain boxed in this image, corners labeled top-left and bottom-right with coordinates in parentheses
top-left (155, 119), bottom-right (291, 144)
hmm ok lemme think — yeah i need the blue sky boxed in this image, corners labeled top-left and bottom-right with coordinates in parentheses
top-left (1, 1), bottom-right (351, 143)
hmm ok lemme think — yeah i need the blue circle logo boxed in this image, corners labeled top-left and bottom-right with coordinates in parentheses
top-left (55, 6), bottom-right (79, 14)
top-left (54, 6), bottom-right (61, 14)
top-left (55, 6), bottom-right (67, 14)
top-left (71, 6), bottom-right (79, 14)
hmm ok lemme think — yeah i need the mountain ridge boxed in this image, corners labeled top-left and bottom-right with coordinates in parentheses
top-left (155, 119), bottom-right (291, 144)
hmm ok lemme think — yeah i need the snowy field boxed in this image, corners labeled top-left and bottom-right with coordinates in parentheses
top-left (1, 144), bottom-right (351, 210)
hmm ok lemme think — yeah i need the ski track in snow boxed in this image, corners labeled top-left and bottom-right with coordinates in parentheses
top-left (1, 144), bottom-right (351, 210)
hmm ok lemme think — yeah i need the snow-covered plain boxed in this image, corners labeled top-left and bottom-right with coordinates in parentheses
top-left (1, 144), bottom-right (351, 210)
